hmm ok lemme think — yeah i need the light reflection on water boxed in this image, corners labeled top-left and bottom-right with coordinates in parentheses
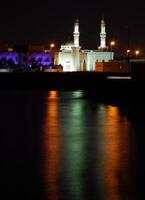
top-left (43, 90), bottom-right (136, 200)
top-left (101, 106), bottom-right (134, 200)
top-left (44, 91), bottom-right (60, 200)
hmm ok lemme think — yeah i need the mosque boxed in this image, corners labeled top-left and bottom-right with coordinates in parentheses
top-left (54, 18), bottom-right (114, 71)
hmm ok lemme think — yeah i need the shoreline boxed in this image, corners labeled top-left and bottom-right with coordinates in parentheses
top-left (0, 72), bottom-right (144, 99)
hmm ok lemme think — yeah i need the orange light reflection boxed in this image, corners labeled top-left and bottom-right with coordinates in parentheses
top-left (104, 106), bottom-right (134, 200)
top-left (44, 91), bottom-right (60, 200)
top-left (48, 91), bottom-right (58, 99)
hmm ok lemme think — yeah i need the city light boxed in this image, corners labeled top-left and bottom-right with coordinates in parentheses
top-left (126, 49), bottom-right (130, 58)
top-left (110, 41), bottom-right (115, 46)
top-left (110, 41), bottom-right (116, 51)
top-left (8, 48), bottom-right (13, 52)
top-left (50, 43), bottom-right (55, 50)
top-left (127, 49), bottom-right (130, 54)
top-left (135, 50), bottom-right (140, 57)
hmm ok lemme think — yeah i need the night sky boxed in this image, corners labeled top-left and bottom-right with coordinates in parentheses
top-left (1, 0), bottom-right (145, 56)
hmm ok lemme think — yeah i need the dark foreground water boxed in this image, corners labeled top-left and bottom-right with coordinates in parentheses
top-left (0, 90), bottom-right (144, 200)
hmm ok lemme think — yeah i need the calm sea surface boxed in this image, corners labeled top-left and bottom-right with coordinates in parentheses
top-left (0, 90), bottom-right (144, 200)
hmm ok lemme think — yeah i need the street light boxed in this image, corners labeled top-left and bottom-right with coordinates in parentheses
top-left (127, 49), bottom-right (131, 59)
top-left (110, 41), bottom-right (116, 60)
top-left (110, 41), bottom-right (116, 51)
top-left (126, 49), bottom-right (131, 72)
top-left (135, 50), bottom-right (140, 58)
top-left (127, 49), bottom-right (130, 55)
top-left (50, 43), bottom-right (55, 50)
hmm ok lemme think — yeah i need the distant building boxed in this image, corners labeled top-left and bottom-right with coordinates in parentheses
top-left (0, 46), bottom-right (53, 69)
top-left (0, 52), bottom-right (19, 66)
top-left (55, 18), bottom-right (114, 71)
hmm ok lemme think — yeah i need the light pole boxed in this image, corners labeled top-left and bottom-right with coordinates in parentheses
top-left (127, 49), bottom-right (131, 61)
top-left (127, 49), bottom-right (130, 57)
top-left (50, 43), bottom-right (55, 51)
top-left (110, 41), bottom-right (115, 51)
top-left (135, 50), bottom-right (140, 59)
top-left (110, 41), bottom-right (116, 60)
top-left (126, 49), bottom-right (131, 73)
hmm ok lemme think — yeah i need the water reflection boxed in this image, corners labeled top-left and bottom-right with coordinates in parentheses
top-left (104, 106), bottom-right (135, 200)
top-left (43, 91), bottom-right (136, 200)
top-left (44, 91), bottom-right (60, 200)
top-left (59, 97), bottom-right (87, 200)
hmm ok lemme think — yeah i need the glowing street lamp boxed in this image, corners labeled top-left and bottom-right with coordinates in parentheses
top-left (110, 41), bottom-right (116, 51)
top-left (135, 50), bottom-right (140, 58)
top-left (50, 43), bottom-right (55, 50)
top-left (127, 49), bottom-right (130, 57)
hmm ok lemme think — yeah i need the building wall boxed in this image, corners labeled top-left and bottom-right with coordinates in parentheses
top-left (54, 52), bottom-right (59, 65)
top-left (80, 52), bottom-right (88, 71)
top-left (58, 45), bottom-right (81, 71)
top-left (57, 50), bottom-right (114, 72)
top-left (58, 51), bottom-right (74, 71)
top-left (86, 51), bottom-right (114, 71)
top-left (96, 61), bottom-right (129, 72)
top-left (72, 47), bottom-right (80, 71)
top-left (80, 51), bottom-right (114, 71)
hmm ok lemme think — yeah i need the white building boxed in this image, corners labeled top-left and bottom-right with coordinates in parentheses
top-left (55, 18), bottom-right (114, 71)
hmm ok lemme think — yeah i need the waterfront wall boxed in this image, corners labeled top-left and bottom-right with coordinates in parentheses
top-left (96, 61), bottom-right (130, 72)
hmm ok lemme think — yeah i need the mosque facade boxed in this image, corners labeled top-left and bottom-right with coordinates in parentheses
top-left (55, 18), bottom-right (114, 71)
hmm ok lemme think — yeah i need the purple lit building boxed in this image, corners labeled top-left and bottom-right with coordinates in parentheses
top-left (0, 51), bottom-right (53, 68)
top-left (0, 52), bottom-right (19, 66)
top-left (28, 52), bottom-right (53, 67)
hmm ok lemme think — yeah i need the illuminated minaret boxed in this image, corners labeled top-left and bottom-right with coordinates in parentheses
top-left (73, 19), bottom-right (80, 47)
top-left (99, 17), bottom-right (107, 49)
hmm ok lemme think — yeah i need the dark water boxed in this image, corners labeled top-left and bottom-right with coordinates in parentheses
top-left (0, 90), bottom-right (144, 200)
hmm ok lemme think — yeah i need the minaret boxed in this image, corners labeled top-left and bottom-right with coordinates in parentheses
top-left (73, 19), bottom-right (80, 47)
top-left (99, 17), bottom-right (107, 49)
